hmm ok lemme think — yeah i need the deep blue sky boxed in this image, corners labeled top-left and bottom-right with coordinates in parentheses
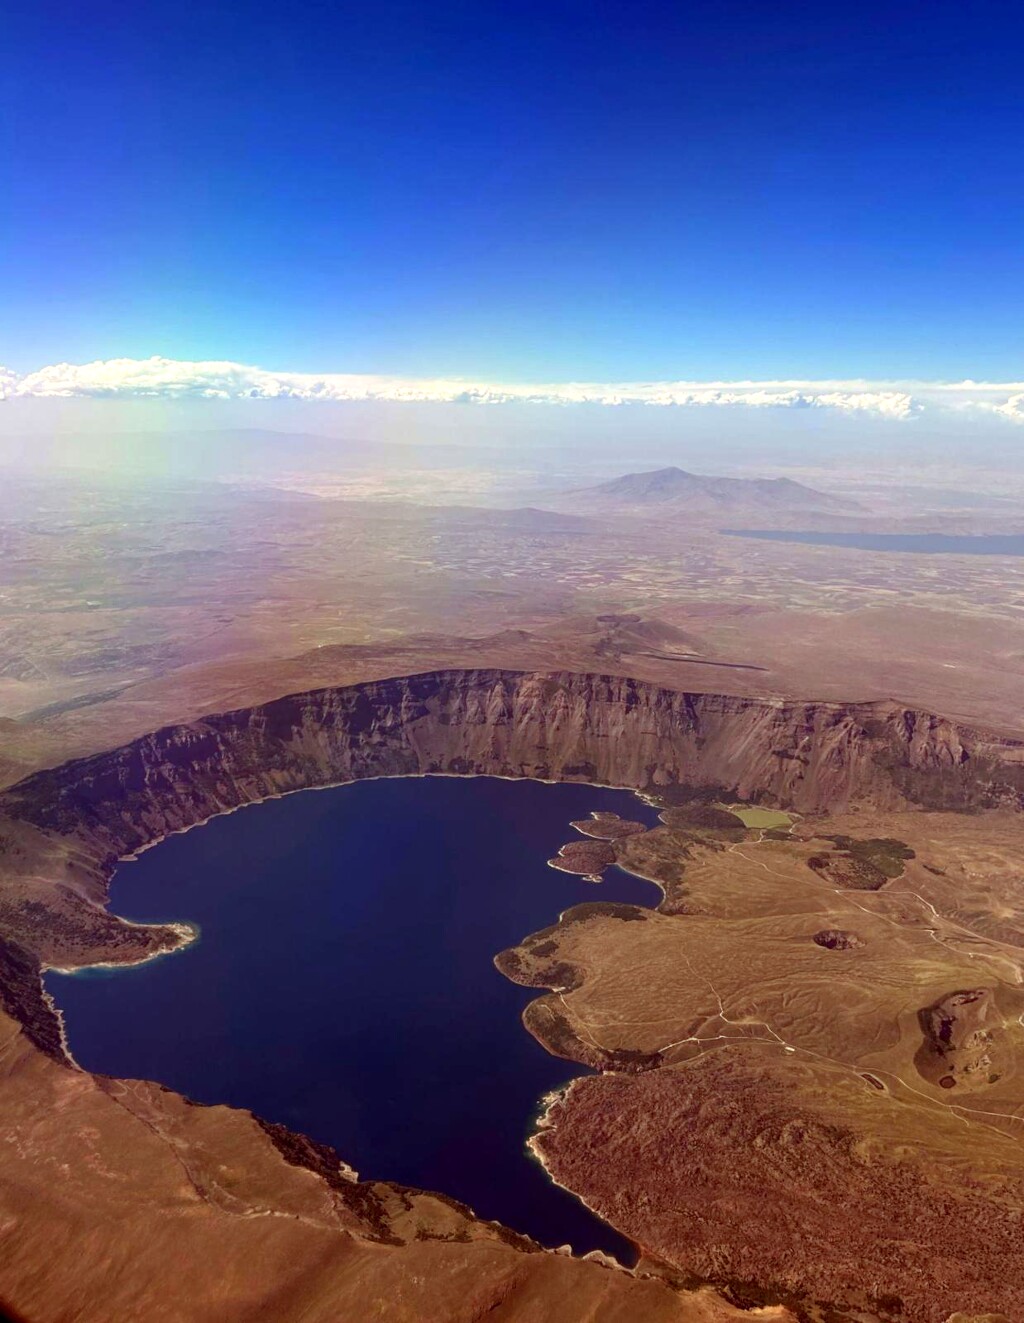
top-left (4, 0), bottom-right (1023, 380)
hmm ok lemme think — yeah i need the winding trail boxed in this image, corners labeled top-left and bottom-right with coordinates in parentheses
top-left (557, 824), bottom-right (1024, 1139)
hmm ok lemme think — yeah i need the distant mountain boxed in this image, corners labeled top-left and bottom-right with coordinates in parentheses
top-left (550, 467), bottom-right (862, 519)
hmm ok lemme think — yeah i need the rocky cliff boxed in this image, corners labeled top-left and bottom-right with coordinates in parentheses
top-left (4, 669), bottom-right (1023, 870)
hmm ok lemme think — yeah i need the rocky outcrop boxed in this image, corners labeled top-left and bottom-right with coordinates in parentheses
top-left (0, 938), bottom-right (65, 1059)
top-left (812, 929), bottom-right (863, 950)
top-left (916, 988), bottom-right (1003, 1091)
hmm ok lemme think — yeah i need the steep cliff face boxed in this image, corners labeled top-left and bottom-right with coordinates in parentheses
top-left (4, 670), bottom-right (1023, 869)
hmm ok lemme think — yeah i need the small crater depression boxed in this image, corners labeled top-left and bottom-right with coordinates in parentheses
top-left (813, 929), bottom-right (863, 951)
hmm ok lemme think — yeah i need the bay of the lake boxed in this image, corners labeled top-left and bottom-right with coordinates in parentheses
top-left (46, 776), bottom-right (663, 1259)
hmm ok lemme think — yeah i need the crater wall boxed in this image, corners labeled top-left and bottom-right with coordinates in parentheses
top-left (5, 668), bottom-right (1023, 861)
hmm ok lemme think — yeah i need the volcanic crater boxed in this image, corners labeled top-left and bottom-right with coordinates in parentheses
top-left (2, 667), bottom-right (1024, 1323)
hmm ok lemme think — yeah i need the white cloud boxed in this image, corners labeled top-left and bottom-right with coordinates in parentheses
top-left (1, 356), bottom-right (919, 416)
top-left (969, 391), bottom-right (1024, 422)
top-left (3, 356), bottom-right (1024, 422)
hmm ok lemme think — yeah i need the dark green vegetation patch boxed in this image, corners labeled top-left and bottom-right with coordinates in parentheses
top-left (644, 781), bottom-right (734, 808)
top-left (807, 837), bottom-right (915, 891)
top-left (825, 836), bottom-right (916, 879)
top-left (659, 802), bottom-right (745, 833)
top-left (558, 901), bottom-right (650, 925)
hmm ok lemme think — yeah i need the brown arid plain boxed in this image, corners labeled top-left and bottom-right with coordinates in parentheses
top-left (0, 465), bottom-right (1023, 1323)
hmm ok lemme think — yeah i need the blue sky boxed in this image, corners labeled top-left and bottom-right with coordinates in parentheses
top-left (4, 0), bottom-right (1024, 381)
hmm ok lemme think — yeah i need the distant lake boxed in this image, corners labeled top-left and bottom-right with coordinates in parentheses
top-left (724, 529), bottom-right (1024, 555)
top-left (46, 777), bottom-right (662, 1259)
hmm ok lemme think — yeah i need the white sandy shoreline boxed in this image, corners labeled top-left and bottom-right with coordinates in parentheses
top-left (526, 1079), bottom-right (638, 1274)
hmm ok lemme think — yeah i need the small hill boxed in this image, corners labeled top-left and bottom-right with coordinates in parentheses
top-left (551, 467), bottom-right (861, 519)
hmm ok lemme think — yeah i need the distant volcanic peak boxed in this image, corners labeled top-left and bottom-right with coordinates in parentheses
top-left (564, 466), bottom-right (861, 516)
top-left (594, 466), bottom-right (695, 496)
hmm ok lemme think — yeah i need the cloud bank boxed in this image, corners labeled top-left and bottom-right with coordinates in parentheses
top-left (2, 356), bottom-right (1024, 421)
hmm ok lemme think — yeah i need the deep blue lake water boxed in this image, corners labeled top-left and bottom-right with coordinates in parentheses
top-left (45, 776), bottom-right (662, 1258)
top-left (724, 529), bottom-right (1024, 555)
